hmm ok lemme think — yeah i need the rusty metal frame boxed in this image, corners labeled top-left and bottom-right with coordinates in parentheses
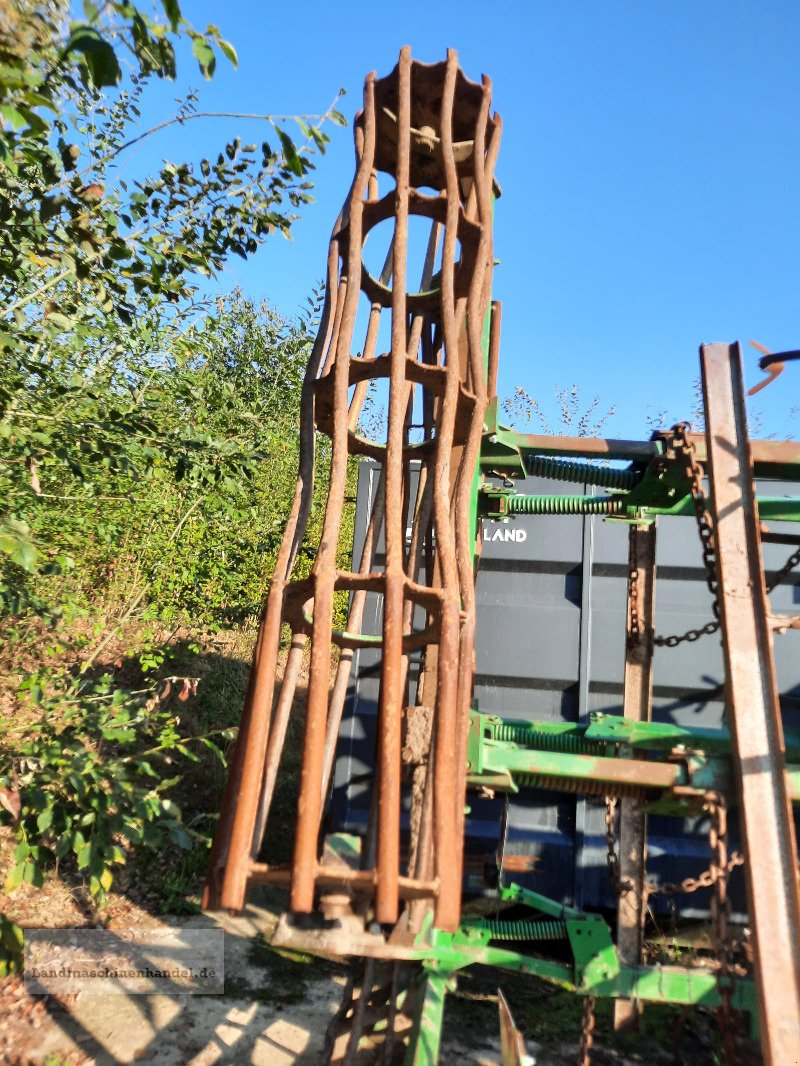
top-left (204, 48), bottom-right (501, 935)
top-left (701, 341), bottom-right (800, 1061)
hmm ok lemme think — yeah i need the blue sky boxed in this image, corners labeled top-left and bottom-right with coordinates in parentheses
top-left (126, 2), bottom-right (800, 436)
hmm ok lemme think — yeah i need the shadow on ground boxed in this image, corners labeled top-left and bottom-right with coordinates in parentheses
top-left (15, 891), bottom-right (346, 1065)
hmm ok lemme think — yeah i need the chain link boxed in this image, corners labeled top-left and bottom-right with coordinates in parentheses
top-left (606, 425), bottom-right (753, 1060)
top-left (604, 795), bottom-right (629, 896)
top-left (653, 423), bottom-right (800, 648)
top-left (627, 527), bottom-right (641, 646)
top-left (654, 619), bottom-right (720, 648)
top-left (653, 424), bottom-right (719, 648)
top-left (766, 543), bottom-right (800, 595)
top-left (576, 995), bottom-right (596, 1066)
top-left (707, 793), bottom-right (743, 1065)
top-left (604, 794), bottom-right (743, 899)
top-left (605, 793), bottom-right (746, 1061)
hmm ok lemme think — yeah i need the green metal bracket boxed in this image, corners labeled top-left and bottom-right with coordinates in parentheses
top-left (478, 419), bottom-right (800, 523)
top-left (478, 484), bottom-right (515, 520)
top-left (466, 710), bottom-right (800, 811)
top-left (586, 713), bottom-right (733, 753)
top-left (412, 887), bottom-right (757, 1014)
top-left (481, 400), bottom-right (529, 480)
top-left (587, 712), bottom-right (800, 762)
top-left (404, 969), bottom-right (451, 1066)
top-left (401, 871), bottom-right (760, 1065)
top-left (466, 712), bottom-right (608, 793)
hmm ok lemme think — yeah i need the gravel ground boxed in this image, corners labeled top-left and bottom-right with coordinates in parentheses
top-left (2, 886), bottom-right (738, 1065)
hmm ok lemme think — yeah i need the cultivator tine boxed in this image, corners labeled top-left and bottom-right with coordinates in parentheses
top-left (204, 47), bottom-right (500, 937)
top-left (498, 990), bottom-right (533, 1066)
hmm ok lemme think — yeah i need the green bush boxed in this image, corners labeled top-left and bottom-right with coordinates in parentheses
top-left (2, 663), bottom-right (235, 904)
top-left (3, 289), bottom-right (329, 627)
top-left (0, 3), bottom-right (353, 917)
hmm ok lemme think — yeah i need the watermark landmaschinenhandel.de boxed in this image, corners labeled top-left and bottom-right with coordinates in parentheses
top-left (23, 926), bottom-right (224, 995)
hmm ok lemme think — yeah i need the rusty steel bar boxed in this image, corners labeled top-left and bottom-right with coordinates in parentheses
top-left (451, 75), bottom-right (500, 912)
top-left (613, 522), bottom-right (656, 1032)
top-left (684, 432), bottom-right (800, 480)
top-left (248, 863), bottom-right (439, 900)
top-left (318, 471), bottom-right (386, 810)
top-left (487, 300), bottom-right (502, 401)
top-left (290, 75), bottom-right (378, 917)
top-left (318, 171), bottom-right (440, 816)
top-left (347, 235), bottom-right (394, 432)
top-left (497, 431), bottom-right (800, 475)
top-left (203, 233), bottom-right (340, 913)
top-left (700, 341), bottom-right (800, 1063)
top-left (426, 52), bottom-right (463, 932)
top-left (252, 633), bottom-right (307, 852)
top-left (375, 46), bottom-right (412, 925)
top-left (510, 434), bottom-right (662, 462)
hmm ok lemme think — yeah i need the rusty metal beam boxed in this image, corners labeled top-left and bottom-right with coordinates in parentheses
top-left (614, 522), bottom-right (656, 1032)
top-left (494, 429), bottom-right (800, 480)
top-left (701, 341), bottom-right (800, 1063)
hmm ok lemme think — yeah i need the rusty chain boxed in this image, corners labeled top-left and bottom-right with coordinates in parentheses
top-left (601, 427), bottom-right (760, 1062)
top-left (604, 795), bottom-right (744, 899)
top-left (605, 794), bottom-right (746, 1062)
top-left (767, 542), bottom-right (800, 595)
top-left (653, 423), bottom-right (800, 648)
top-left (707, 792), bottom-right (743, 1065)
top-left (676, 422), bottom-right (720, 612)
top-left (576, 995), bottom-right (596, 1066)
top-left (653, 423), bottom-right (719, 648)
top-left (654, 618), bottom-right (720, 648)
top-left (604, 795), bottom-right (630, 896)
top-left (627, 527), bottom-right (641, 646)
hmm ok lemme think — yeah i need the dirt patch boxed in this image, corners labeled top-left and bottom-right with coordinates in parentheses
top-left (3, 894), bottom-right (347, 1066)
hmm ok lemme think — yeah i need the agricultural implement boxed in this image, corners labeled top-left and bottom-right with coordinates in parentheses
top-left (204, 47), bottom-right (800, 1064)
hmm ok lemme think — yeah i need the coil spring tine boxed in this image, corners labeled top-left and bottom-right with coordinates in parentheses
top-left (469, 918), bottom-right (568, 942)
top-left (494, 723), bottom-right (606, 756)
top-left (509, 495), bottom-right (626, 516)
top-left (515, 774), bottom-right (648, 800)
top-left (527, 455), bottom-right (638, 493)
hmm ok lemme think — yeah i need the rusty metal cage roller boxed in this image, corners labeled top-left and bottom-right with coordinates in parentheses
top-left (203, 47), bottom-right (500, 934)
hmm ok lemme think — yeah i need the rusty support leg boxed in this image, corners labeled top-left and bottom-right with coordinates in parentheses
top-left (701, 341), bottom-right (800, 1063)
top-left (613, 522), bottom-right (656, 1031)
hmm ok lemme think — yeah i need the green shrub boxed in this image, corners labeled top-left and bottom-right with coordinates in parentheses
top-left (1, 665), bottom-right (234, 904)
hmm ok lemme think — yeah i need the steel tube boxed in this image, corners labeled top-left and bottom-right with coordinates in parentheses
top-left (374, 46), bottom-right (412, 925)
top-left (451, 75), bottom-right (500, 921)
top-left (251, 633), bottom-right (307, 853)
top-left (290, 74), bottom-right (377, 915)
top-left (430, 50), bottom-right (468, 931)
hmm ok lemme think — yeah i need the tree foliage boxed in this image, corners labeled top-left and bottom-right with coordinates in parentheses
top-left (2, 289), bottom-right (327, 620)
top-left (0, 3), bottom-right (348, 922)
top-left (5, 666), bottom-right (235, 903)
top-left (503, 384), bottom-right (616, 437)
top-left (0, 1), bottom-right (345, 599)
